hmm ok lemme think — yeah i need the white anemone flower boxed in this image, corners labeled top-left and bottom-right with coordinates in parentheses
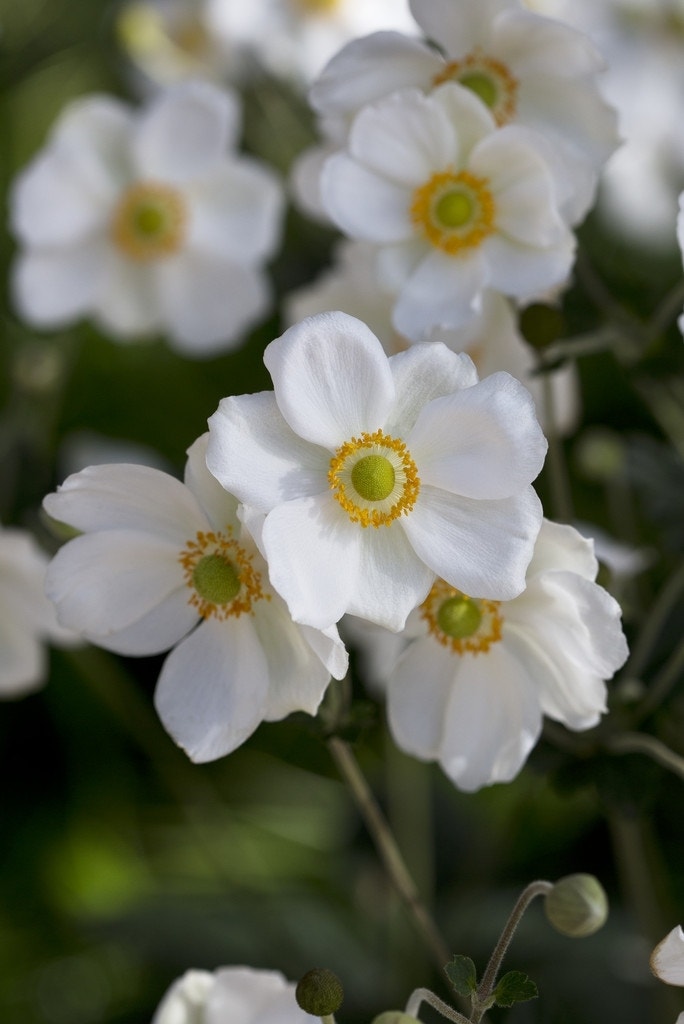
top-left (320, 83), bottom-right (575, 341)
top-left (0, 527), bottom-right (76, 698)
top-left (309, 0), bottom-right (619, 225)
top-left (152, 966), bottom-right (309, 1024)
top-left (206, 310), bottom-right (547, 633)
top-left (381, 519), bottom-right (628, 791)
top-left (42, 435), bottom-right (347, 763)
top-left (10, 80), bottom-right (284, 356)
top-left (285, 238), bottom-right (578, 435)
top-left (652, 926), bottom-right (684, 988)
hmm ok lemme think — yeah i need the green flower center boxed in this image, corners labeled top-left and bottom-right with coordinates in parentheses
top-left (436, 595), bottom-right (482, 639)
top-left (351, 454), bottom-right (396, 502)
top-left (111, 181), bottom-right (187, 261)
top-left (459, 71), bottom-right (498, 109)
top-left (434, 189), bottom-right (475, 228)
top-left (192, 553), bottom-right (241, 605)
top-left (134, 203), bottom-right (167, 238)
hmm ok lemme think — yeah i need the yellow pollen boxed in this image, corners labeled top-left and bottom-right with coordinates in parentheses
top-left (292, 0), bottom-right (340, 12)
top-left (410, 170), bottom-right (495, 256)
top-left (432, 50), bottom-right (519, 126)
top-left (179, 529), bottom-right (268, 620)
top-left (421, 580), bottom-right (503, 655)
top-left (329, 429), bottom-right (420, 528)
top-left (111, 181), bottom-right (187, 261)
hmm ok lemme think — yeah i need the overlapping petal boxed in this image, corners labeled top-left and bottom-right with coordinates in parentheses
top-left (386, 343), bottom-right (478, 436)
top-left (346, 524), bottom-right (435, 632)
top-left (321, 153), bottom-right (413, 244)
top-left (392, 248), bottom-right (488, 340)
top-left (12, 241), bottom-right (106, 327)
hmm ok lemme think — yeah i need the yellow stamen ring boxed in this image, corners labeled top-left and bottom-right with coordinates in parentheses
top-left (421, 579), bottom-right (503, 654)
top-left (179, 529), bottom-right (268, 620)
top-left (410, 170), bottom-right (495, 256)
top-left (328, 429), bottom-right (420, 528)
top-left (111, 180), bottom-right (187, 261)
top-left (432, 50), bottom-right (519, 126)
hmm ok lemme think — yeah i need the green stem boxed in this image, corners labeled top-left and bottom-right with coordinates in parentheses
top-left (327, 736), bottom-right (451, 972)
top-left (607, 733), bottom-right (684, 783)
top-left (470, 881), bottom-right (553, 1024)
top-left (405, 987), bottom-right (472, 1024)
top-left (626, 559), bottom-right (684, 686)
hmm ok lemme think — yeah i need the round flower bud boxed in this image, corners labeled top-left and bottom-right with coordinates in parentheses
top-left (544, 874), bottom-right (608, 937)
top-left (295, 968), bottom-right (344, 1016)
top-left (372, 1014), bottom-right (420, 1024)
top-left (519, 303), bottom-right (564, 350)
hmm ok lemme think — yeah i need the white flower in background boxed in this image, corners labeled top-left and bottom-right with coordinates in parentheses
top-left (206, 310), bottom-right (547, 632)
top-left (0, 527), bottom-right (76, 698)
top-left (206, 0), bottom-right (418, 84)
top-left (309, 0), bottom-right (620, 225)
top-left (529, 0), bottom-right (684, 248)
top-left (10, 80), bottom-right (284, 356)
top-left (116, 0), bottom-right (244, 89)
top-left (285, 238), bottom-right (578, 434)
top-left (43, 435), bottom-right (347, 763)
top-left (379, 519), bottom-right (628, 791)
top-left (153, 966), bottom-right (310, 1024)
top-left (320, 83), bottom-right (575, 341)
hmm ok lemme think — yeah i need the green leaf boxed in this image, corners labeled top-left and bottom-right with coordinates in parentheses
top-left (444, 955), bottom-right (478, 997)
top-left (493, 971), bottom-right (538, 1008)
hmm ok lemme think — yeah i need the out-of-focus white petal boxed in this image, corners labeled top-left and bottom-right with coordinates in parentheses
top-left (388, 638), bottom-right (456, 758)
top-left (132, 80), bottom-right (240, 181)
top-left (482, 231), bottom-right (575, 298)
top-left (188, 156), bottom-right (283, 264)
top-left (12, 240), bottom-right (106, 328)
top-left (392, 248), bottom-right (488, 341)
top-left (156, 250), bottom-right (270, 355)
top-left (264, 311), bottom-right (395, 449)
top-left (93, 253), bottom-right (160, 338)
top-left (493, 9), bottom-right (605, 79)
top-left (10, 150), bottom-right (108, 248)
top-left (321, 152), bottom-right (414, 244)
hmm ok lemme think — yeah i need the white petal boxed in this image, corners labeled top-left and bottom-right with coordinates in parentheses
top-left (651, 926), bottom-right (684, 987)
top-left (93, 587), bottom-right (198, 657)
top-left (493, 9), bottom-right (605, 79)
top-left (482, 231), bottom-right (575, 299)
top-left (253, 597), bottom-right (335, 720)
top-left (188, 156), bottom-right (284, 264)
top-left (10, 150), bottom-right (108, 248)
top-left (44, 462), bottom-right (206, 543)
top-left (264, 311), bottom-right (395, 449)
top-left (431, 81), bottom-right (498, 158)
top-left (410, 0), bottom-right (508, 57)
top-left (207, 392), bottom-right (330, 511)
top-left (0, 608), bottom-right (45, 698)
top-left (12, 239), bottom-right (106, 328)
top-left (469, 129), bottom-right (564, 247)
top-left (132, 81), bottom-right (240, 182)
top-left (403, 485), bottom-right (542, 600)
top-left (154, 616), bottom-right (270, 762)
top-left (262, 494), bottom-right (361, 629)
top-left (388, 638), bottom-right (456, 758)
top-left (156, 251), bottom-right (270, 355)
top-left (184, 433), bottom-right (241, 534)
top-left (310, 31), bottom-right (441, 118)
top-left (299, 622), bottom-right (349, 683)
top-left (50, 95), bottom-right (134, 199)
top-left (408, 371), bottom-right (547, 499)
top-left (347, 523), bottom-right (435, 631)
top-left (437, 642), bottom-right (542, 790)
top-left (386, 343), bottom-right (478, 436)
top-left (526, 519), bottom-right (598, 582)
top-left (93, 252), bottom-right (160, 338)
top-left (321, 152), bottom-right (413, 244)
top-left (45, 530), bottom-right (187, 641)
top-left (208, 968), bottom-right (307, 1024)
top-left (392, 249), bottom-right (488, 341)
top-left (347, 88), bottom-right (458, 188)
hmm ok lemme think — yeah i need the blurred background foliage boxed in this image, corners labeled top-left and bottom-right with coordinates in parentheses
top-left (1, 1), bottom-right (684, 1022)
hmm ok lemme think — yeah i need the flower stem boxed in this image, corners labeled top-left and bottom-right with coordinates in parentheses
top-left (405, 987), bottom-right (472, 1024)
top-left (607, 732), bottom-right (684, 783)
top-left (326, 736), bottom-right (451, 972)
top-left (470, 880), bottom-right (553, 1023)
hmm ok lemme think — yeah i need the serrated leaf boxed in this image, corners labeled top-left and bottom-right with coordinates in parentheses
top-left (444, 955), bottom-right (477, 997)
top-left (493, 971), bottom-right (538, 1008)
